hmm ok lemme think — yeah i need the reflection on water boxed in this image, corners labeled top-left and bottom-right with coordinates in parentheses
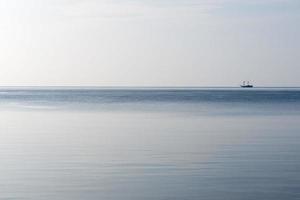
top-left (0, 88), bottom-right (299, 200)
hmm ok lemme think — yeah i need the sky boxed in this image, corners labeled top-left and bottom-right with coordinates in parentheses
top-left (0, 0), bottom-right (299, 87)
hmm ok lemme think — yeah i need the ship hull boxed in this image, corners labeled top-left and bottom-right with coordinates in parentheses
top-left (240, 85), bottom-right (253, 88)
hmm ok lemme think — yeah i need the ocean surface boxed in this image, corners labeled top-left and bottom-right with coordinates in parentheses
top-left (0, 87), bottom-right (300, 200)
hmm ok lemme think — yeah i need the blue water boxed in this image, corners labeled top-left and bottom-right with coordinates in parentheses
top-left (0, 88), bottom-right (299, 199)
top-left (1, 87), bottom-right (300, 104)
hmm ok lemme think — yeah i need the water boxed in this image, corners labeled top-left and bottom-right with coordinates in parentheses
top-left (0, 88), bottom-right (299, 200)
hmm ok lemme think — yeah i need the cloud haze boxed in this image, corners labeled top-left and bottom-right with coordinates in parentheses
top-left (0, 0), bottom-right (299, 86)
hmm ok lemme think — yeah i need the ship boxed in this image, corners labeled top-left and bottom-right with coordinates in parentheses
top-left (240, 81), bottom-right (253, 88)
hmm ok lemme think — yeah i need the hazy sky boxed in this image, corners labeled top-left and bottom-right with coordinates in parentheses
top-left (0, 0), bottom-right (299, 86)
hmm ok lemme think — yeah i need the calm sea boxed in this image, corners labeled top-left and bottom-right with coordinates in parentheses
top-left (0, 87), bottom-right (299, 200)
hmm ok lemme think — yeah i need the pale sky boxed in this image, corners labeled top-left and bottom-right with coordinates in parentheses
top-left (0, 0), bottom-right (299, 86)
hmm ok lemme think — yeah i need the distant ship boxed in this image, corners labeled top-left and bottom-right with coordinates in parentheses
top-left (240, 81), bottom-right (253, 88)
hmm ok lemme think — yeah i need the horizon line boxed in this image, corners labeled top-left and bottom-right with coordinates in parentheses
top-left (0, 85), bottom-right (300, 89)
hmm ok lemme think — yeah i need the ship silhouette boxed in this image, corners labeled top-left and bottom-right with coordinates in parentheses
top-left (240, 81), bottom-right (253, 88)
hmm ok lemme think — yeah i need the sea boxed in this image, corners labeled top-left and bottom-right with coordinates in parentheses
top-left (0, 87), bottom-right (299, 200)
